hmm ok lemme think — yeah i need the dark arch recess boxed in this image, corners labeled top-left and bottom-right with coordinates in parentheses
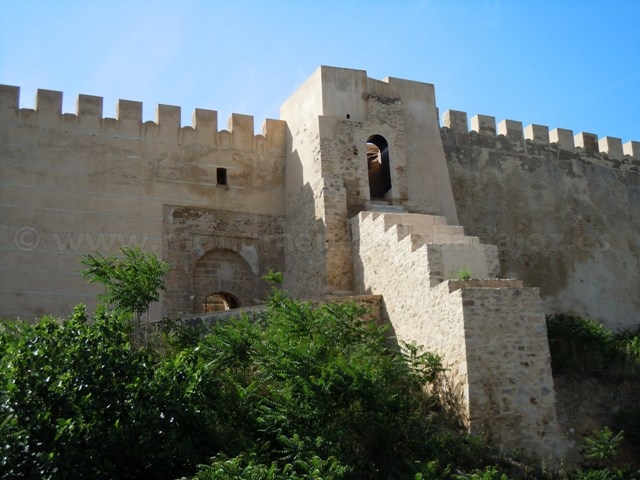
top-left (366, 135), bottom-right (391, 199)
top-left (202, 292), bottom-right (239, 313)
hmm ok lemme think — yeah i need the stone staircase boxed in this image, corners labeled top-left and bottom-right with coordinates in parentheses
top-left (364, 199), bottom-right (406, 213)
top-left (349, 209), bottom-right (569, 463)
top-left (352, 210), bottom-right (499, 286)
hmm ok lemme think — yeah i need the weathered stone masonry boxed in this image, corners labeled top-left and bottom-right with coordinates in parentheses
top-left (1, 66), bottom-right (638, 462)
top-left (442, 110), bottom-right (640, 331)
top-left (0, 85), bottom-right (286, 317)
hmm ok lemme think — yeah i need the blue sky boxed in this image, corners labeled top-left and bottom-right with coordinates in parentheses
top-left (1, 0), bottom-right (639, 142)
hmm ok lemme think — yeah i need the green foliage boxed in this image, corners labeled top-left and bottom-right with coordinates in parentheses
top-left (566, 427), bottom-right (640, 480)
top-left (263, 269), bottom-right (284, 285)
top-left (9, 258), bottom-right (640, 479)
top-left (546, 314), bottom-right (640, 375)
top-left (0, 305), bottom-right (231, 479)
top-left (0, 282), bottom-right (485, 479)
top-left (81, 246), bottom-right (169, 347)
top-left (570, 465), bottom-right (640, 480)
top-left (203, 296), bottom-right (459, 479)
top-left (572, 468), bottom-right (620, 480)
top-left (80, 246), bottom-right (169, 316)
top-left (455, 268), bottom-right (472, 281)
top-left (582, 427), bottom-right (624, 465)
top-left (616, 330), bottom-right (640, 370)
top-left (453, 466), bottom-right (510, 480)
top-left (187, 444), bottom-right (348, 479)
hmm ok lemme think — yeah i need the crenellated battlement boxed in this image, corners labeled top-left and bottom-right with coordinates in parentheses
top-left (0, 84), bottom-right (286, 153)
top-left (442, 109), bottom-right (640, 161)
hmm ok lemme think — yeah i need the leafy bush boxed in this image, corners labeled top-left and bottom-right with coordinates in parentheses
top-left (452, 466), bottom-right (510, 480)
top-left (0, 305), bottom-right (231, 479)
top-left (186, 444), bottom-right (348, 480)
top-left (186, 293), bottom-right (471, 479)
top-left (546, 314), bottom-right (640, 375)
top-left (81, 246), bottom-right (169, 347)
top-left (570, 427), bottom-right (639, 480)
top-left (582, 427), bottom-right (624, 465)
top-left (5, 252), bottom-right (637, 479)
top-left (1, 261), bottom-right (482, 479)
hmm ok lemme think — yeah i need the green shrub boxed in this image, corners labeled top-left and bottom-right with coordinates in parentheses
top-left (453, 465), bottom-right (510, 480)
top-left (456, 268), bottom-right (472, 281)
top-left (568, 427), bottom-right (640, 480)
top-left (616, 331), bottom-right (640, 374)
top-left (81, 246), bottom-right (169, 348)
top-left (582, 427), bottom-right (624, 465)
top-left (1, 282), bottom-right (483, 479)
top-left (546, 314), bottom-right (640, 376)
top-left (16, 256), bottom-right (640, 479)
top-left (0, 305), bottom-right (233, 479)
top-left (187, 443), bottom-right (348, 480)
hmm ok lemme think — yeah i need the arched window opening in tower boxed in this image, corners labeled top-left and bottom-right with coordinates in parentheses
top-left (366, 135), bottom-right (391, 199)
top-left (203, 292), bottom-right (239, 313)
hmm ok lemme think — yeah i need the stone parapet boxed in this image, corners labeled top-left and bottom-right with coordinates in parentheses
top-left (0, 84), bottom-right (286, 153)
top-left (441, 108), bottom-right (639, 161)
top-left (442, 119), bottom-right (640, 330)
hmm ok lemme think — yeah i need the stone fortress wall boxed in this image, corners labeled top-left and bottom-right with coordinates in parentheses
top-left (441, 110), bottom-right (640, 331)
top-left (1, 66), bottom-right (639, 462)
top-left (0, 85), bottom-right (287, 318)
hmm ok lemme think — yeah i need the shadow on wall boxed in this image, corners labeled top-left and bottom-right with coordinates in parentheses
top-left (283, 147), bottom-right (330, 299)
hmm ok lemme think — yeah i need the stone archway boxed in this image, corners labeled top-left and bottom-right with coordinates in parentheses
top-left (192, 248), bottom-right (256, 314)
top-left (367, 134), bottom-right (391, 199)
top-left (202, 291), bottom-right (239, 312)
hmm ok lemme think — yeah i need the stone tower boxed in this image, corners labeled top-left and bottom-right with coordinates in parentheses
top-left (281, 66), bottom-right (459, 298)
top-left (280, 66), bottom-right (568, 461)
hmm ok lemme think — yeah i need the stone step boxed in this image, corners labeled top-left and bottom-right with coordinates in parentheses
top-left (364, 201), bottom-right (406, 213)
